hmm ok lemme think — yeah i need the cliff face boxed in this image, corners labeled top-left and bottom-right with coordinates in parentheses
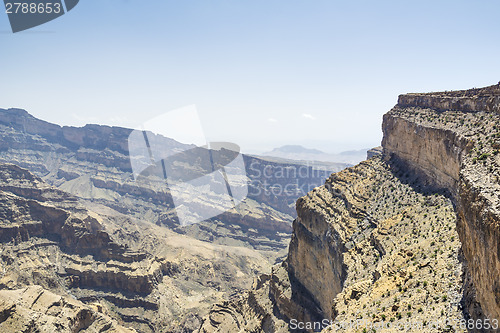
top-left (381, 113), bottom-right (471, 195)
top-left (0, 163), bottom-right (180, 330)
top-left (383, 84), bottom-right (500, 321)
top-left (458, 172), bottom-right (500, 321)
top-left (200, 157), bottom-right (466, 332)
top-left (199, 83), bottom-right (500, 332)
top-left (397, 83), bottom-right (500, 113)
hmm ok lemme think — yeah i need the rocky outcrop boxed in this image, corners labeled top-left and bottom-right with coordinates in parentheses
top-left (0, 162), bottom-right (169, 299)
top-left (0, 108), bottom-right (345, 332)
top-left (397, 82), bottom-right (500, 113)
top-left (457, 173), bottom-right (500, 321)
top-left (0, 285), bottom-right (134, 332)
top-left (287, 184), bottom-right (348, 321)
top-left (289, 157), bottom-right (467, 327)
top-left (198, 262), bottom-right (318, 333)
top-left (0, 161), bottom-right (291, 332)
top-left (63, 257), bottom-right (173, 294)
top-left (382, 113), bottom-right (471, 195)
top-left (0, 163), bottom-right (135, 262)
top-left (366, 146), bottom-right (382, 159)
top-left (200, 156), bottom-right (467, 332)
top-left (4, 83), bottom-right (500, 332)
top-left (0, 108), bottom-right (139, 157)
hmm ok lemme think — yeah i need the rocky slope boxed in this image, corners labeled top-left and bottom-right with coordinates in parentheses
top-left (199, 82), bottom-right (500, 332)
top-left (0, 285), bottom-right (134, 332)
top-left (0, 162), bottom-right (293, 332)
top-left (199, 157), bottom-right (466, 332)
top-left (384, 84), bottom-right (500, 323)
top-left (0, 109), bottom-right (349, 332)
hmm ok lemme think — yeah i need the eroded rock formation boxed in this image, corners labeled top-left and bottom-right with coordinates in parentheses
top-left (384, 83), bottom-right (500, 321)
top-left (0, 285), bottom-right (134, 332)
top-left (0, 162), bottom-right (287, 332)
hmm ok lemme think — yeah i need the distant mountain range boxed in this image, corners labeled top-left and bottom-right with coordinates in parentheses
top-left (261, 144), bottom-right (369, 165)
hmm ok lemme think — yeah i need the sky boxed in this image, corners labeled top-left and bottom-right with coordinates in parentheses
top-left (1, 0), bottom-right (500, 153)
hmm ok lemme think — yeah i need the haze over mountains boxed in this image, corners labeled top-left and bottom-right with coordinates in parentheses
top-left (262, 145), bottom-right (369, 165)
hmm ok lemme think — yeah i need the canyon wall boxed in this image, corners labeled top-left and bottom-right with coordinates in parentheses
top-left (398, 93), bottom-right (500, 114)
top-left (381, 113), bottom-right (471, 195)
top-left (0, 108), bottom-right (348, 331)
top-left (398, 82), bottom-right (500, 113)
top-left (0, 161), bottom-right (290, 332)
top-left (383, 84), bottom-right (500, 322)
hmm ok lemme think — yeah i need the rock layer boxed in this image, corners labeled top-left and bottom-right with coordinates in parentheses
top-left (0, 162), bottom-right (287, 332)
top-left (0, 108), bottom-right (345, 250)
top-left (0, 108), bottom-right (347, 331)
top-left (0, 285), bottom-right (134, 332)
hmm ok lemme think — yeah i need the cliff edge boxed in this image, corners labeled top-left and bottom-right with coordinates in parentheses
top-left (383, 82), bottom-right (500, 323)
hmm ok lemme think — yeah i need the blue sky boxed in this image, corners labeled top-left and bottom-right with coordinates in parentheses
top-left (1, 0), bottom-right (500, 153)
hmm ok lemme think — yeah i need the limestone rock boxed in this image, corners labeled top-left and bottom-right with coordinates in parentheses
top-left (0, 285), bottom-right (134, 332)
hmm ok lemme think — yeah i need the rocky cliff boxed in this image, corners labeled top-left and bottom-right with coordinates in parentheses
top-left (199, 83), bottom-right (500, 332)
top-left (3, 82), bottom-right (499, 332)
top-left (383, 83), bottom-right (500, 322)
top-left (200, 157), bottom-right (466, 332)
top-left (0, 285), bottom-right (134, 332)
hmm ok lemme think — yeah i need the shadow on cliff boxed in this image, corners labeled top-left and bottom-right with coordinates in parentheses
top-left (383, 154), bottom-right (490, 332)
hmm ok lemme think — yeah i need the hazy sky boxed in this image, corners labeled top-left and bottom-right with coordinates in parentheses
top-left (1, 1), bottom-right (500, 153)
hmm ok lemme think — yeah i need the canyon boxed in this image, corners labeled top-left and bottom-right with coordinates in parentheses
top-left (0, 108), bottom-right (344, 331)
top-left (0, 82), bottom-right (499, 332)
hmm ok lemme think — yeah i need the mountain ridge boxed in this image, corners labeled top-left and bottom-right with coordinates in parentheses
top-left (262, 144), bottom-right (368, 165)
